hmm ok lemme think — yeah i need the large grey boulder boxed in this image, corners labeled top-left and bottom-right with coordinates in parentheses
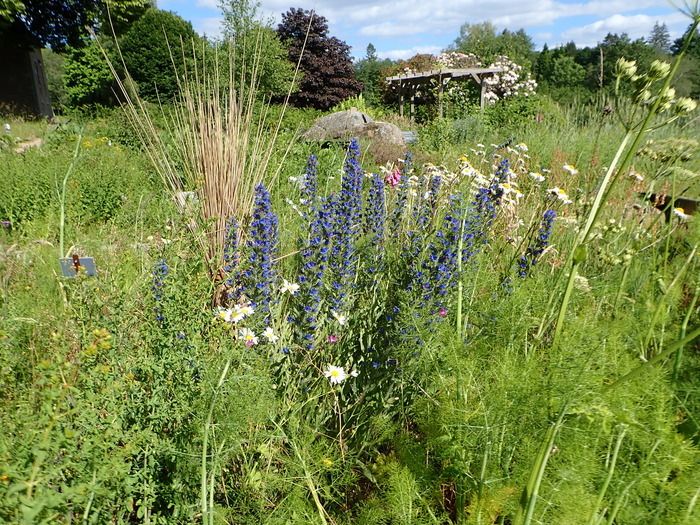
top-left (302, 108), bottom-right (373, 141)
top-left (302, 108), bottom-right (404, 146)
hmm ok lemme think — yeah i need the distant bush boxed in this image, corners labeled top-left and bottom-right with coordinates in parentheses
top-left (120, 8), bottom-right (199, 102)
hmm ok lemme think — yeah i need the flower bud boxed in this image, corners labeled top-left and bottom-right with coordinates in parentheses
top-left (675, 97), bottom-right (697, 113)
top-left (648, 60), bottom-right (671, 80)
top-left (634, 88), bottom-right (652, 104)
top-left (615, 58), bottom-right (637, 78)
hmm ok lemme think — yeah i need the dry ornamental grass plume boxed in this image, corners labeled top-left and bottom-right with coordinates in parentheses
top-left (97, 20), bottom-right (306, 272)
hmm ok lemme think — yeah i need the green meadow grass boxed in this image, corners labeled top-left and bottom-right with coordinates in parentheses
top-left (0, 100), bottom-right (698, 525)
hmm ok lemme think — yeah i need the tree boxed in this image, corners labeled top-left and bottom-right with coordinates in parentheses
top-left (120, 8), bottom-right (199, 101)
top-left (63, 37), bottom-right (117, 106)
top-left (355, 43), bottom-right (393, 106)
top-left (648, 21), bottom-right (671, 54)
top-left (550, 55), bottom-right (586, 87)
top-left (452, 21), bottom-right (534, 66)
top-left (277, 8), bottom-right (362, 110)
top-left (218, 0), bottom-right (295, 98)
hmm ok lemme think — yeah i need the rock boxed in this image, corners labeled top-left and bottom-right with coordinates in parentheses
top-left (360, 121), bottom-right (404, 146)
top-left (302, 108), bottom-right (373, 141)
top-left (302, 108), bottom-right (405, 147)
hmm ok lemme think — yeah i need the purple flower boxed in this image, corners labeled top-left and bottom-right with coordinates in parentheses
top-left (518, 209), bottom-right (556, 278)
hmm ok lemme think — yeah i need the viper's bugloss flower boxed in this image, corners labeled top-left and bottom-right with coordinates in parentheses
top-left (365, 172), bottom-right (386, 245)
top-left (298, 196), bottom-right (334, 349)
top-left (518, 209), bottom-right (556, 278)
top-left (152, 258), bottom-right (168, 322)
top-left (329, 138), bottom-right (364, 310)
top-left (243, 183), bottom-right (278, 320)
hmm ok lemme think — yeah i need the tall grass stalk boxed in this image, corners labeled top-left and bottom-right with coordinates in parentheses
top-left (201, 358), bottom-right (231, 524)
top-left (550, 16), bottom-right (699, 348)
top-left (604, 325), bottom-right (700, 393)
top-left (98, 24), bottom-right (306, 269)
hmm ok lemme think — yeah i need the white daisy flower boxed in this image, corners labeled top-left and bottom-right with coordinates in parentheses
top-left (563, 164), bottom-right (579, 176)
top-left (324, 365), bottom-right (347, 385)
top-left (235, 303), bottom-right (255, 319)
top-left (262, 326), bottom-right (279, 343)
top-left (280, 279), bottom-right (300, 295)
top-left (214, 307), bottom-right (234, 323)
top-left (673, 207), bottom-right (691, 221)
top-left (331, 311), bottom-right (348, 326)
top-left (239, 328), bottom-right (258, 347)
top-left (529, 172), bottom-right (545, 183)
top-left (547, 187), bottom-right (573, 205)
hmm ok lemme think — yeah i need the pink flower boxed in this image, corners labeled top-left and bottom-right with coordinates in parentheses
top-left (327, 334), bottom-right (338, 344)
top-left (438, 308), bottom-right (448, 317)
top-left (385, 167), bottom-right (401, 188)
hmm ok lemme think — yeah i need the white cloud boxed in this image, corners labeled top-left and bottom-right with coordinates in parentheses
top-left (378, 45), bottom-right (443, 60)
top-left (560, 12), bottom-right (688, 47)
top-left (194, 17), bottom-right (223, 39)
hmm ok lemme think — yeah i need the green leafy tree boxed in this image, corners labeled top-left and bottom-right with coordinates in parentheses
top-left (63, 38), bottom-right (118, 107)
top-left (218, 0), bottom-right (295, 98)
top-left (277, 7), bottom-right (362, 110)
top-left (120, 8), bottom-right (198, 101)
top-left (550, 55), bottom-right (586, 86)
top-left (452, 21), bottom-right (534, 66)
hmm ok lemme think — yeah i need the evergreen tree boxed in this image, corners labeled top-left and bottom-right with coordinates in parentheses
top-left (648, 21), bottom-right (671, 54)
top-left (355, 43), bottom-right (392, 106)
top-left (277, 8), bottom-right (362, 110)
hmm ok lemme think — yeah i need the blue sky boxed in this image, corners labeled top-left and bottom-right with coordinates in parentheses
top-left (158, 1), bottom-right (692, 60)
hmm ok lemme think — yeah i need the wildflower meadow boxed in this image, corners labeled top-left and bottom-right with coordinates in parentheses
top-left (1, 5), bottom-right (700, 525)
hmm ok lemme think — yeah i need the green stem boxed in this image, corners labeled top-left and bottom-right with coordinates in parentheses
top-left (58, 128), bottom-right (84, 258)
top-left (457, 215), bottom-right (466, 338)
top-left (515, 406), bottom-right (568, 525)
top-left (604, 325), bottom-right (700, 393)
top-left (673, 286), bottom-right (699, 382)
top-left (202, 359), bottom-right (231, 524)
top-left (588, 427), bottom-right (627, 525)
top-left (642, 245), bottom-right (697, 354)
top-left (612, 263), bottom-right (631, 317)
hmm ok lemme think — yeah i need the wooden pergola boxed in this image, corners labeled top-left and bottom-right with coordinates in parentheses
top-left (385, 67), bottom-right (502, 119)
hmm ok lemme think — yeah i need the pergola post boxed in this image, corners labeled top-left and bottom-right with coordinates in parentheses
top-left (410, 87), bottom-right (415, 121)
top-left (399, 80), bottom-right (404, 117)
top-left (480, 78), bottom-right (486, 111)
top-left (438, 73), bottom-right (444, 118)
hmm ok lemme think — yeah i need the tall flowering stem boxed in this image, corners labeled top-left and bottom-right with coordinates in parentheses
top-left (518, 210), bottom-right (556, 278)
top-left (329, 138), bottom-right (364, 311)
top-left (152, 258), bottom-right (169, 323)
top-left (243, 183), bottom-right (278, 320)
top-left (298, 197), bottom-right (334, 349)
top-left (550, 21), bottom-right (699, 349)
top-left (365, 173), bottom-right (386, 246)
top-left (390, 151), bottom-right (412, 233)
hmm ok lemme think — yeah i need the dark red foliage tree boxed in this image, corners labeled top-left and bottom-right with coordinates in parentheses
top-left (277, 8), bottom-right (362, 110)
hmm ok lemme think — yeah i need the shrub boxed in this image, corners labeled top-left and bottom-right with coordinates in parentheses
top-left (120, 8), bottom-right (199, 101)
